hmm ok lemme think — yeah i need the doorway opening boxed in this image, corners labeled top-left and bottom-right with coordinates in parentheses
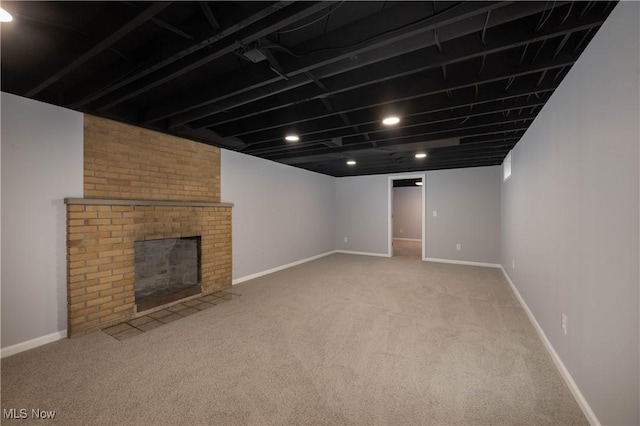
top-left (388, 175), bottom-right (425, 259)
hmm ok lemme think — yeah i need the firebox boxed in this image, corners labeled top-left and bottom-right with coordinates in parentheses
top-left (134, 236), bottom-right (201, 312)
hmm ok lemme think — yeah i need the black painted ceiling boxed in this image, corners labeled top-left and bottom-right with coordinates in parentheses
top-left (1, 1), bottom-right (615, 177)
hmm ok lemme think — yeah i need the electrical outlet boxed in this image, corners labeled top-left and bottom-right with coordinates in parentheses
top-left (400, 229), bottom-right (403, 234)
top-left (456, 243), bottom-right (461, 251)
top-left (561, 313), bottom-right (568, 334)
top-left (433, 211), bottom-right (437, 217)
top-left (512, 259), bottom-right (515, 269)
top-left (344, 237), bottom-right (348, 243)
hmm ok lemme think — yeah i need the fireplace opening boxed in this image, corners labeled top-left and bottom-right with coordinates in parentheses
top-left (134, 236), bottom-right (201, 312)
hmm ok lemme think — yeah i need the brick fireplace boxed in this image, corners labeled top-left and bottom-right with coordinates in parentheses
top-left (66, 115), bottom-right (232, 338)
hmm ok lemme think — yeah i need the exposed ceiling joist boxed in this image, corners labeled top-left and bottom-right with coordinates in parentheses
top-left (145, 1), bottom-right (533, 126)
top-left (25, 2), bottom-right (171, 97)
top-left (142, 1), bottom-right (575, 126)
top-left (69, 2), bottom-right (297, 109)
top-left (224, 77), bottom-right (558, 138)
top-left (327, 158), bottom-right (506, 177)
top-left (92, 2), bottom-right (337, 111)
top-left (190, 47), bottom-right (580, 130)
top-left (243, 96), bottom-right (546, 150)
top-left (264, 119), bottom-right (534, 161)
top-left (160, 1), bottom-right (542, 128)
top-left (199, 2), bottom-right (219, 30)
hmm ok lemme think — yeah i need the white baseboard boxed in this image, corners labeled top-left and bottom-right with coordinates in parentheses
top-left (393, 238), bottom-right (422, 242)
top-left (423, 257), bottom-right (501, 268)
top-left (500, 267), bottom-right (600, 426)
top-left (335, 250), bottom-right (390, 258)
top-left (1, 330), bottom-right (67, 359)
top-left (232, 251), bottom-right (337, 285)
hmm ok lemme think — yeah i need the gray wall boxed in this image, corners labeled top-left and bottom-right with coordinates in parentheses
top-left (1, 92), bottom-right (83, 348)
top-left (335, 174), bottom-right (390, 255)
top-left (426, 166), bottom-right (501, 264)
top-left (393, 187), bottom-right (422, 240)
top-left (500, 2), bottom-right (639, 424)
top-left (221, 149), bottom-right (336, 280)
top-left (335, 167), bottom-right (501, 264)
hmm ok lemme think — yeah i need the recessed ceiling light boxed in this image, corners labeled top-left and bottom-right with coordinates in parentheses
top-left (382, 116), bottom-right (400, 125)
top-left (285, 135), bottom-right (299, 142)
top-left (0, 7), bottom-right (13, 22)
top-left (416, 181), bottom-right (423, 186)
top-left (346, 160), bottom-right (356, 166)
top-left (415, 153), bottom-right (427, 159)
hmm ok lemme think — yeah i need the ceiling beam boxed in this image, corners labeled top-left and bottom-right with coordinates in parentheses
top-left (297, 157), bottom-right (509, 175)
top-left (70, 1), bottom-right (297, 109)
top-left (238, 88), bottom-right (549, 147)
top-left (223, 75), bottom-right (557, 139)
top-left (121, 1), bottom-right (194, 40)
top-left (199, 2), bottom-right (220, 30)
top-left (353, 151), bottom-right (510, 165)
top-left (245, 97), bottom-right (545, 152)
top-left (25, 2), bottom-right (172, 97)
top-left (167, 2), bottom-right (598, 129)
top-left (327, 158), bottom-right (505, 177)
top-left (264, 120), bottom-right (532, 161)
top-left (432, 140), bottom-right (518, 155)
top-left (257, 114), bottom-right (534, 158)
top-left (169, 127), bottom-right (247, 150)
top-left (190, 46), bottom-right (579, 130)
top-left (320, 150), bottom-right (512, 168)
top-left (150, 18), bottom-right (194, 41)
top-left (92, 2), bottom-right (336, 112)
top-left (281, 140), bottom-right (518, 167)
top-left (461, 133), bottom-right (524, 145)
top-left (144, 1), bottom-right (566, 125)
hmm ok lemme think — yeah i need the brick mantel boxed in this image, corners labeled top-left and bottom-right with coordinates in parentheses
top-left (65, 198), bottom-right (234, 208)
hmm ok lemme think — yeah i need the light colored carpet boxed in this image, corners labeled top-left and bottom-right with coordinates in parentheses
top-left (1, 254), bottom-right (587, 425)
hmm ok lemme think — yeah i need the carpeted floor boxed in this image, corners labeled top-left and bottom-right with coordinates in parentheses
top-left (1, 253), bottom-right (587, 425)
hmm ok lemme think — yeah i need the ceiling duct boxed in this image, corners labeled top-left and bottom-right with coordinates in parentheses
top-left (427, 137), bottom-right (460, 148)
top-left (242, 47), bottom-right (268, 63)
top-left (324, 137), bottom-right (343, 148)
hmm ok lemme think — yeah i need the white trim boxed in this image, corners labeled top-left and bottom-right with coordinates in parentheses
top-left (423, 257), bottom-right (501, 268)
top-left (1, 330), bottom-right (67, 359)
top-left (388, 174), bottom-right (426, 258)
top-left (232, 251), bottom-right (337, 285)
top-left (335, 250), bottom-right (390, 258)
top-left (500, 266), bottom-right (600, 426)
top-left (393, 238), bottom-right (422, 242)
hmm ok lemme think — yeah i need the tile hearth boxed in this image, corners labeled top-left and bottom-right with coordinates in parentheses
top-left (102, 290), bottom-right (240, 340)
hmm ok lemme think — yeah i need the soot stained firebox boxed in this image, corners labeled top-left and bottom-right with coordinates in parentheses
top-left (134, 236), bottom-right (201, 312)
